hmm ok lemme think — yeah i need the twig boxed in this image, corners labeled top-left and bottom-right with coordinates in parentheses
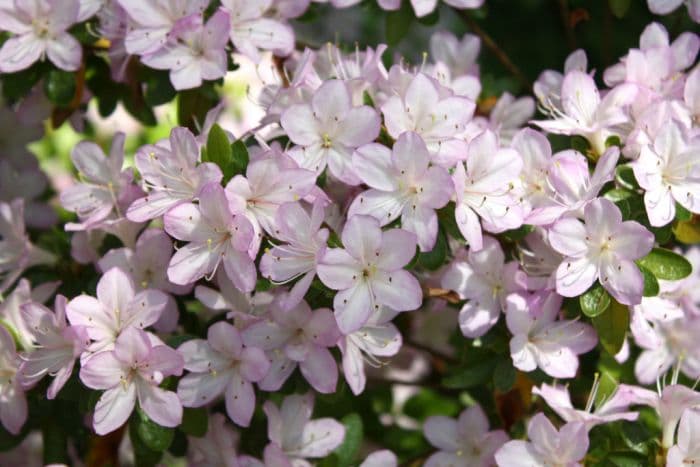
top-left (556, 0), bottom-right (576, 50)
top-left (455, 9), bottom-right (532, 91)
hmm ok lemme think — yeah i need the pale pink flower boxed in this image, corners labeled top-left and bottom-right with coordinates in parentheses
top-left (317, 215), bottom-right (422, 334)
top-left (348, 132), bottom-right (453, 251)
top-left (667, 409), bottom-right (700, 466)
top-left (18, 295), bottom-right (89, 399)
top-left (188, 413), bottom-right (241, 467)
top-left (79, 327), bottom-right (184, 435)
top-left (506, 292), bottom-right (597, 378)
top-left (164, 183), bottom-right (256, 290)
top-left (549, 197), bottom-right (654, 305)
top-left (141, 10), bottom-right (230, 90)
top-left (0, 0), bottom-right (82, 72)
top-left (452, 130), bottom-right (524, 251)
top-left (424, 405), bottom-right (508, 467)
top-left (242, 297), bottom-right (340, 393)
top-left (127, 127), bottom-right (223, 222)
top-left (0, 325), bottom-right (27, 434)
top-left (495, 414), bottom-right (589, 467)
top-left (65, 267), bottom-right (168, 354)
top-left (177, 321), bottom-right (270, 427)
top-left (441, 236), bottom-right (527, 338)
top-left (282, 79), bottom-right (381, 184)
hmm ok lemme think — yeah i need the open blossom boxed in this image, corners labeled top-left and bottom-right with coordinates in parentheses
top-left (633, 121), bottom-right (700, 226)
top-left (141, 10), bottom-right (230, 91)
top-left (548, 197), bottom-right (654, 306)
top-left (127, 127), bottom-right (223, 222)
top-left (340, 307), bottom-right (402, 395)
top-left (262, 393), bottom-right (345, 465)
top-left (317, 215), bottom-right (423, 334)
top-left (616, 383), bottom-right (700, 447)
top-left (18, 296), bottom-right (89, 399)
top-left (424, 405), bottom-right (508, 467)
top-left (259, 201), bottom-right (329, 310)
top-left (0, 325), bottom-right (27, 435)
top-left (0, 0), bottom-right (82, 72)
top-left (667, 409), bottom-right (700, 466)
top-left (0, 280), bottom-right (58, 351)
top-left (220, 0), bottom-right (294, 62)
top-left (282, 80), bottom-right (380, 184)
top-left (164, 183), bottom-right (256, 290)
top-left (196, 269), bottom-right (274, 326)
top-left (429, 31), bottom-right (481, 99)
top-left (442, 236), bottom-right (527, 338)
top-left (532, 70), bottom-right (637, 155)
top-left (648, 0), bottom-right (700, 22)
top-left (0, 159), bottom-right (57, 229)
top-left (98, 228), bottom-right (191, 333)
top-left (506, 292), bottom-right (597, 378)
top-left (242, 297), bottom-right (340, 393)
top-left (532, 382), bottom-right (639, 430)
top-left (534, 49), bottom-right (588, 112)
top-left (495, 413), bottom-right (589, 467)
top-left (66, 267), bottom-right (168, 354)
top-left (0, 200), bottom-right (55, 294)
top-left (117, 0), bottom-right (208, 55)
top-left (349, 132), bottom-right (453, 251)
top-left (79, 327), bottom-right (184, 435)
top-left (177, 321), bottom-right (270, 427)
top-left (60, 133), bottom-right (138, 227)
top-left (381, 73), bottom-right (475, 166)
top-left (453, 130), bottom-right (524, 251)
top-left (188, 413), bottom-right (242, 467)
top-left (225, 152), bottom-right (317, 257)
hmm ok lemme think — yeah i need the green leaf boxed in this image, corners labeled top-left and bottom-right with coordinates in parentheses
top-left (44, 69), bottom-right (76, 107)
top-left (493, 358), bottom-right (517, 392)
top-left (403, 389), bottom-right (460, 420)
top-left (571, 135), bottom-right (590, 154)
top-left (231, 139), bottom-right (250, 178)
top-left (604, 188), bottom-right (635, 203)
top-left (615, 165), bottom-right (639, 190)
top-left (385, 2), bottom-right (413, 46)
top-left (180, 408), bottom-right (208, 437)
top-left (609, 0), bottom-right (632, 18)
top-left (639, 265), bottom-right (659, 297)
top-left (418, 228), bottom-right (447, 270)
top-left (675, 203), bottom-right (692, 222)
top-left (206, 124), bottom-right (232, 167)
top-left (143, 70), bottom-right (176, 107)
top-left (592, 300), bottom-right (629, 356)
top-left (129, 418), bottom-right (163, 467)
top-left (134, 408), bottom-right (175, 452)
top-left (580, 282), bottom-right (611, 317)
top-left (502, 224), bottom-right (534, 242)
top-left (637, 248), bottom-right (692, 280)
top-left (334, 413), bottom-right (363, 467)
top-left (442, 357), bottom-right (497, 389)
top-left (605, 135), bottom-right (622, 148)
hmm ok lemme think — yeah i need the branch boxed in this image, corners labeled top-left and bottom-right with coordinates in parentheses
top-left (455, 9), bottom-right (532, 91)
top-left (556, 0), bottom-right (577, 50)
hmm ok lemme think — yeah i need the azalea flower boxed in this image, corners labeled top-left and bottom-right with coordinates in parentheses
top-left (0, 279), bottom-right (59, 351)
top-left (381, 73), bottom-right (475, 166)
top-left (187, 413), bottom-right (242, 467)
top-left (360, 450), bottom-right (398, 467)
top-left (262, 392), bottom-right (345, 465)
top-left (141, 10), bottom-right (231, 91)
top-left (178, 321), bottom-right (270, 427)
top-left (506, 292), bottom-right (597, 378)
top-left (532, 70), bottom-right (637, 155)
top-left (65, 267), bottom-right (168, 354)
top-left (495, 413), bottom-right (589, 467)
top-left (348, 131), bottom-right (454, 251)
top-left (242, 297), bottom-right (340, 393)
top-left (667, 409), bottom-right (700, 466)
top-left (79, 327), bottom-right (184, 435)
top-left (441, 235), bottom-right (527, 338)
top-left (647, 0), bottom-right (700, 22)
top-left (532, 381), bottom-right (640, 431)
top-left (452, 130), bottom-right (524, 251)
top-left (0, 325), bottom-right (27, 435)
top-left (0, 0), bottom-right (82, 72)
top-left (424, 404), bottom-right (508, 467)
top-left (259, 201), bottom-right (329, 310)
top-left (317, 215), bottom-right (422, 334)
top-left (127, 127), bottom-right (223, 222)
top-left (633, 120), bottom-right (700, 227)
top-left (282, 79), bottom-right (381, 183)
top-left (164, 183), bottom-right (256, 290)
top-left (548, 197), bottom-right (654, 305)
top-left (18, 295), bottom-right (90, 399)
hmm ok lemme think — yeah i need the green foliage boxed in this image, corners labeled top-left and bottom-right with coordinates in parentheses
top-left (592, 300), bottom-right (629, 356)
top-left (637, 248), bottom-right (692, 280)
top-left (580, 282), bottom-right (611, 317)
top-left (132, 408), bottom-right (175, 453)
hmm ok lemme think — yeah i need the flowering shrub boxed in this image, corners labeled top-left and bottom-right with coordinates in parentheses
top-left (0, 0), bottom-right (699, 465)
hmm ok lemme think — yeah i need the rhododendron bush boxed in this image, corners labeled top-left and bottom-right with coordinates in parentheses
top-left (1, 0), bottom-right (700, 465)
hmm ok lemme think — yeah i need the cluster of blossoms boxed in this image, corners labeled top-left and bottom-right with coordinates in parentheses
top-left (1, 0), bottom-right (700, 465)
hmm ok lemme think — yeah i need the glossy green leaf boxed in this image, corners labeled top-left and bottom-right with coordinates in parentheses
top-left (637, 248), bottom-right (692, 280)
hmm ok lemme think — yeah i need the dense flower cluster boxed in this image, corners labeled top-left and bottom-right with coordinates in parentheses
top-left (1, 0), bottom-right (700, 465)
